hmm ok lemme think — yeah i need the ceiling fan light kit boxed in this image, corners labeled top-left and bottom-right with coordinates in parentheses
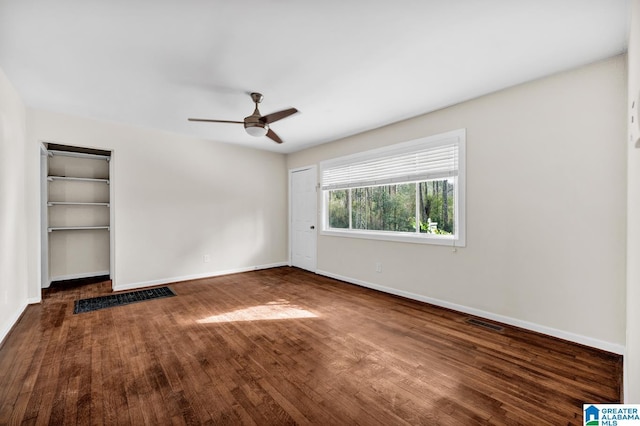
top-left (188, 92), bottom-right (298, 144)
top-left (245, 123), bottom-right (268, 137)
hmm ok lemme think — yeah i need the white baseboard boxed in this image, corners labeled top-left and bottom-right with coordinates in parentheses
top-left (316, 269), bottom-right (625, 355)
top-left (28, 296), bottom-right (41, 304)
top-left (112, 262), bottom-right (288, 292)
top-left (0, 301), bottom-right (28, 348)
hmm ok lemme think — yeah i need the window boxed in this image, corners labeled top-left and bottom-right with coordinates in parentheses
top-left (320, 129), bottom-right (465, 246)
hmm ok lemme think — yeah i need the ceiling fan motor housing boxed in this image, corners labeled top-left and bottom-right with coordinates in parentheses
top-left (244, 94), bottom-right (269, 137)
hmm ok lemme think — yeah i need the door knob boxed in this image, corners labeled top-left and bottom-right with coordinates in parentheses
top-left (310, 226), bottom-right (315, 229)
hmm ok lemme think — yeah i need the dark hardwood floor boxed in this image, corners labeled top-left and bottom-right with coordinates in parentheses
top-left (0, 267), bottom-right (622, 425)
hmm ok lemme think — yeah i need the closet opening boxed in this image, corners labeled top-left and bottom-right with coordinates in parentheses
top-left (41, 142), bottom-right (114, 289)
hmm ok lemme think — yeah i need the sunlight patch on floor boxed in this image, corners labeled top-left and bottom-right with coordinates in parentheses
top-left (197, 300), bottom-right (317, 323)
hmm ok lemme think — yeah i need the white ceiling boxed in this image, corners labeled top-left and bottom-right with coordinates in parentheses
top-left (0, 1), bottom-right (630, 153)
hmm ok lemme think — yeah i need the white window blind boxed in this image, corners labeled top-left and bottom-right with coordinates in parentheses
top-left (321, 132), bottom-right (462, 191)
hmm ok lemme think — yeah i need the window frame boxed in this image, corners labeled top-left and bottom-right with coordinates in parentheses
top-left (320, 129), bottom-right (466, 247)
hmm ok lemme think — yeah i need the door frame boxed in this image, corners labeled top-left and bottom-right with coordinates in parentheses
top-left (39, 143), bottom-right (49, 289)
top-left (288, 165), bottom-right (318, 272)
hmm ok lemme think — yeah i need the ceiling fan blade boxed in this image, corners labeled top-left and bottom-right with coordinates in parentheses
top-left (260, 108), bottom-right (298, 124)
top-left (266, 128), bottom-right (283, 144)
top-left (188, 118), bottom-right (244, 124)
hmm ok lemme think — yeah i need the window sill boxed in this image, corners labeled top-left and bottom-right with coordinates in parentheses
top-left (320, 229), bottom-right (465, 247)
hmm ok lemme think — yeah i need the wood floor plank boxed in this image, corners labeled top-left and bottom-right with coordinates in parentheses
top-left (0, 267), bottom-right (622, 425)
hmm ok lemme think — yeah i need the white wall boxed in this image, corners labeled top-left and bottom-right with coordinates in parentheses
top-left (28, 109), bottom-right (289, 291)
top-left (0, 67), bottom-right (30, 344)
top-left (626, 0), bottom-right (640, 403)
top-left (288, 55), bottom-right (627, 353)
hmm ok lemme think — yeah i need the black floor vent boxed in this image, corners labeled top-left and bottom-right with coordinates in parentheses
top-left (466, 318), bottom-right (504, 332)
top-left (73, 286), bottom-right (176, 314)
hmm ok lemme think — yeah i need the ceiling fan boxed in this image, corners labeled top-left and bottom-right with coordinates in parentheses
top-left (188, 92), bottom-right (298, 144)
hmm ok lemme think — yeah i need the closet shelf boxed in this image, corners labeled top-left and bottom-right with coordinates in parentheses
top-left (47, 202), bottom-right (110, 207)
top-left (48, 226), bottom-right (110, 232)
top-left (48, 149), bottom-right (110, 161)
top-left (47, 176), bottom-right (110, 184)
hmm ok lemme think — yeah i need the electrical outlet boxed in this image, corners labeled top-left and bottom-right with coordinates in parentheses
top-left (375, 262), bottom-right (382, 273)
top-left (203, 254), bottom-right (211, 263)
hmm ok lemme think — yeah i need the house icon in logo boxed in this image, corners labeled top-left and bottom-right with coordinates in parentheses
top-left (584, 405), bottom-right (599, 426)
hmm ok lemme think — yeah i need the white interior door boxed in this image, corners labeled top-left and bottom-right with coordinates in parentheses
top-left (290, 166), bottom-right (317, 272)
